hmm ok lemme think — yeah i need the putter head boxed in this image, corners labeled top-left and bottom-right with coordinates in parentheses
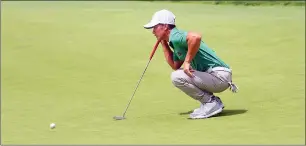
top-left (113, 116), bottom-right (125, 120)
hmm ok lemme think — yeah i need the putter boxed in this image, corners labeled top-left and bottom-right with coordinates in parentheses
top-left (113, 40), bottom-right (161, 120)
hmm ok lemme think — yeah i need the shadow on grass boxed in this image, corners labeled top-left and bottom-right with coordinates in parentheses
top-left (179, 109), bottom-right (248, 117)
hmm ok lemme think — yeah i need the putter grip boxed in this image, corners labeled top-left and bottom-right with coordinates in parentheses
top-left (149, 40), bottom-right (161, 60)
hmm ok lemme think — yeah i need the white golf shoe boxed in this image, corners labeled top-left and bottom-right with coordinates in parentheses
top-left (192, 96), bottom-right (224, 113)
top-left (190, 96), bottom-right (224, 119)
top-left (215, 96), bottom-right (224, 109)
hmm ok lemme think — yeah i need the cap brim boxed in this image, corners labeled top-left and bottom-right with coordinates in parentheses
top-left (143, 22), bottom-right (158, 29)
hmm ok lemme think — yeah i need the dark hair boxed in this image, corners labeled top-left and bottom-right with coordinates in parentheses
top-left (168, 24), bottom-right (176, 29)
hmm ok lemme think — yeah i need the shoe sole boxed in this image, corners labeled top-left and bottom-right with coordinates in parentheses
top-left (189, 106), bottom-right (224, 119)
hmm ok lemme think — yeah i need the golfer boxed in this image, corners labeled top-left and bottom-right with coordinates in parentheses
top-left (143, 9), bottom-right (238, 119)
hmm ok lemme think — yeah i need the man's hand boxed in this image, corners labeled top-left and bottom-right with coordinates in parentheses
top-left (183, 61), bottom-right (195, 77)
top-left (161, 40), bottom-right (184, 70)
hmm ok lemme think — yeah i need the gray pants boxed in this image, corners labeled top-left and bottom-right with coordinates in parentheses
top-left (171, 67), bottom-right (233, 103)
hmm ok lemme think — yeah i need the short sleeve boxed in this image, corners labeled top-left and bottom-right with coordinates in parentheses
top-left (171, 32), bottom-right (188, 49)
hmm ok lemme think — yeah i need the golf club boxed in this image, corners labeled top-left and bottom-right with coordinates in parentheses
top-left (113, 39), bottom-right (161, 120)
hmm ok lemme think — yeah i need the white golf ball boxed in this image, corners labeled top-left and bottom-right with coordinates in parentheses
top-left (50, 123), bottom-right (56, 129)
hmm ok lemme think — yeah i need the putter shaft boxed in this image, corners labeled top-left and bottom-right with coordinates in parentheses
top-left (121, 59), bottom-right (152, 117)
top-left (117, 40), bottom-right (160, 119)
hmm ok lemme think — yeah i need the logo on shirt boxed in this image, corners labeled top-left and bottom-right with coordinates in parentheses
top-left (177, 52), bottom-right (182, 56)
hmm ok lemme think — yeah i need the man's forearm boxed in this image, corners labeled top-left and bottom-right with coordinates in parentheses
top-left (161, 41), bottom-right (176, 70)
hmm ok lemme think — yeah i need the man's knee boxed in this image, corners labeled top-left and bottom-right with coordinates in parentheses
top-left (171, 70), bottom-right (187, 86)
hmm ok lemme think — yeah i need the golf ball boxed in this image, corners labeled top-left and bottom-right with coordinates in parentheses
top-left (50, 123), bottom-right (56, 129)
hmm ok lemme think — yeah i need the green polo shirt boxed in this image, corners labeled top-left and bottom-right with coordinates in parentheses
top-left (169, 27), bottom-right (230, 71)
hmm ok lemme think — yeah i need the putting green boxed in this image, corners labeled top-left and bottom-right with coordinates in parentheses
top-left (2, 1), bottom-right (305, 144)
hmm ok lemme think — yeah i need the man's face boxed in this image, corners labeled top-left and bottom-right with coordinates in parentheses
top-left (152, 24), bottom-right (167, 40)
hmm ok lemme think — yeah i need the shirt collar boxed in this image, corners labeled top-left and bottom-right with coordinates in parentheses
top-left (169, 27), bottom-right (178, 42)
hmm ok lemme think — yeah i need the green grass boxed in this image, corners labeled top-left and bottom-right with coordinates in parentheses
top-left (1, 1), bottom-right (305, 145)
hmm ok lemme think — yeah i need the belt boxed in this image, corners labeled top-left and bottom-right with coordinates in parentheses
top-left (212, 67), bottom-right (232, 72)
top-left (206, 67), bottom-right (232, 73)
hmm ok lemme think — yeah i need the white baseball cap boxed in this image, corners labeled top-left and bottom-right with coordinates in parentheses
top-left (144, 9), bottom-right (176, 29)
